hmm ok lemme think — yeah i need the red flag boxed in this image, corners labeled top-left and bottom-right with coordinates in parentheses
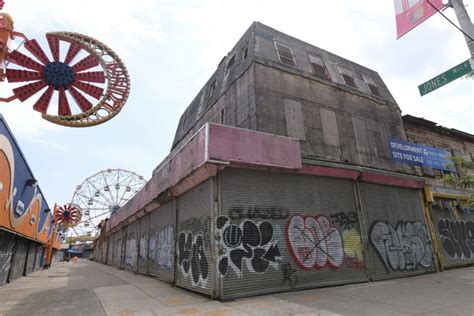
top-left (394, 0), bottom-right (445, 38)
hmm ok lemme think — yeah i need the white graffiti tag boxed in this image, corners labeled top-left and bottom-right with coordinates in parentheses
top-left (149, 225), bottom-right (174, 269)
top-left (370, 221), bottom-right (433, 272)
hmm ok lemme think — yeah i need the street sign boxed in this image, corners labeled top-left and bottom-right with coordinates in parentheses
top-left (418, 59), bottom-right (473, 96)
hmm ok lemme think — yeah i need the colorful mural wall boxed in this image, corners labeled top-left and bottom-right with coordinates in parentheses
top-left (0, 115), bottom-right (54, 243)
top-left (0, 114), bottom-right (56, 285)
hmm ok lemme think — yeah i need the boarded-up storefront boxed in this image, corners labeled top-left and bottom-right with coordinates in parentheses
top-left (137, 215), bottom-right (149, 275)
top-left (0, 230), bottom-right (16, 285)
top-left (124, 221), bottom-right (140, 272)
top-left (430, 198), bottom-right (474, 269)
top-left (10, 238), bottom-right (28, 281)
top-left (176, 179), bottom-right (214, 296)
top-left (25, 242), bottom-right (37, 275)
top-left (98, 167), bottom-right (432, 300)
top-left (148, 202), bottom-right (175, 282)
top-left (359, 183), bottom-right (436, 281)
top-left (218, 169), bottom-right (369, 300)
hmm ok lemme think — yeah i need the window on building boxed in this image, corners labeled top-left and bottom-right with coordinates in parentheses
top-left (227, 55), bottom-right (235, 69)
top-left (242, 47), bottom-right (248, 61)
top-left (363, 75), bottom-right (382, 97)
top-left (225, 55), bottom-right (235, 76)
top-left (207, 80), bottom-right (216, 106)
top-left (221, 108), bottom-right (225, 124)
top-left (338, 66), bottom-right (358, 89)
top-left (308, 54), bottom-right (330, 80)
top-left (274, 41), bottom-right (297, 67)
top-left (181, 110), bottom-right (188, 127)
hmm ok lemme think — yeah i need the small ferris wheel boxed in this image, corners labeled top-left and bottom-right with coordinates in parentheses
top-left (68, 168), bottom-right (147, 238)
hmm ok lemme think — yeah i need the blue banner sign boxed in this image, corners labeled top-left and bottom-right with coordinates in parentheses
top-left (389, 139), bottom-right (453, 171)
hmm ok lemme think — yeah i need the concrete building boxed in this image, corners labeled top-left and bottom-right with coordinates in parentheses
top-left (403, 115), bottom-right (474, 270)
top-left (96, 22), bottom-right (442, 300)
top-left (0, 114), bottom-right (60, 286)
top-left (168, 22), bottom-right (413, 174)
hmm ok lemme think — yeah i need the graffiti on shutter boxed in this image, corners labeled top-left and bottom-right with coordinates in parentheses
top-left (216, 215), bottom-right (282, 278)
top-left (438, 219), bottom-right (474, 260)
top-left (369, 221), bottom-right (433, 272)
top-left (177, 231), bottom-right (209, 287)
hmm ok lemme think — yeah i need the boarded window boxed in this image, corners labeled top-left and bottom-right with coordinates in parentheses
top-left (242, 47), bottom-right (248, 60)
top-left (207, 80), bottom-right (216, 106)
top-left (226, 55), bottom-right (235, 70)
top-left (308, 54), bottom-right (330, 80)
top-left (363, 75), bottom-right (382, 97)
top-left (274, 41), bottom-right (297, 67)
top-left (342, 74), bottom-right (357, 88)
top-left (225, 55), bottom-right (235, 76)
top-left (338, 66), bottom-right (358, 89)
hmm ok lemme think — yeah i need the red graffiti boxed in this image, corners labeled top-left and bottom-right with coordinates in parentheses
top-left (286, 215), bottom-right (344, 271)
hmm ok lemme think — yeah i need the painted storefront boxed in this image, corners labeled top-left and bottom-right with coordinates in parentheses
top-left (426, 188), bottom-right (474, 269)
top-left (0, 114), bottom-right (57, 285)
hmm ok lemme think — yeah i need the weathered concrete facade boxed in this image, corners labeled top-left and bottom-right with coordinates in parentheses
top-left (168, 22), bottom-right (412, 175)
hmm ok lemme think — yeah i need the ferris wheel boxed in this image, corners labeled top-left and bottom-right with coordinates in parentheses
top-left (67, 168), bottom-right (147, 238)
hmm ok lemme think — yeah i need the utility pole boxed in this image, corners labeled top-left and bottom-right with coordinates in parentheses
top-left (450, 0), bottom-right (474, 58)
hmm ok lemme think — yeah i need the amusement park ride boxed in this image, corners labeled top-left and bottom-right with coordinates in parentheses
top-left (0, 0), bottom-right (130, 127)
top-left (61, 169), bottom-right (147, 240)
top-left (0, 2), bottom-right (143, 256)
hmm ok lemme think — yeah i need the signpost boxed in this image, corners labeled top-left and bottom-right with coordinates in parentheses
top-left (418, 59), bottom-right (473, 96)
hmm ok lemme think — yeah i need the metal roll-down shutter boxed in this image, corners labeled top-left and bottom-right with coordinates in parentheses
top-left (359, 183), bottom-right (435, 281)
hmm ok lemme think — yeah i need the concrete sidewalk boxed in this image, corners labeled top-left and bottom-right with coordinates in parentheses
top-left (0, 261), bottom-right (472, 316)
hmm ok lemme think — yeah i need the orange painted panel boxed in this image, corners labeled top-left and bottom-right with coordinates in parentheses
top-left (14, 196), bottom-right (41, 238)
top-left (0, 135), bottom-right (14, 230)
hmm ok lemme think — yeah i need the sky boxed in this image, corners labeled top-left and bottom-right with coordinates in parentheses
top-left (1, 0), bottom-right (473, 213)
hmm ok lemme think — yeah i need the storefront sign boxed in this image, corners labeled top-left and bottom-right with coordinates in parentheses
top-left (389, 139), bottom-right (453, 170)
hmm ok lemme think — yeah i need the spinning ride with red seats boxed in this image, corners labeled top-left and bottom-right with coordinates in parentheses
top-left (0, 1), bottom-right (130, 127)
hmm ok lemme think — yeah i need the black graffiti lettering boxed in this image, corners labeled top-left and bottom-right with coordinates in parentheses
top-left (251, 248), bottom-right (270, 272)
top-left (438, 219), bottom-right (474, 259)
top-left (178, 233), bottom-right (191, 273)
top-left (329, 212), bottom-right (358, 230)
top-left (369, 221), bottom-right (433, 272)
top-left (228, 207), bottom-right (289, 220)
top-left (177, 232), bottom-right (209, 287)
top-left (191, 236), bottom-right (208, 284)
top-left (219, 257), bottom-right (229, 276)
top-left (216, 216), bottom-right (229, 229)
top-left (281, 262), bottom-right (297, 288)
top-left (223, 224), bottom-right (242, 248)
top-left (216, 215), bottom-right (282, 278)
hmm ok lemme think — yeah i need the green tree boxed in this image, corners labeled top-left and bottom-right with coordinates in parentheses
top-left (442, 157), bottom-right (474, 208)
